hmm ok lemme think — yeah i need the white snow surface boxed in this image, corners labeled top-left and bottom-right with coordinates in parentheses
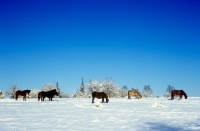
top-left (0, 97), bottom-right (200, 131)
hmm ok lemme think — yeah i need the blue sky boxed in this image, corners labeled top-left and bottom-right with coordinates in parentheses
top-left (1, 0), bottom-right (200, 96)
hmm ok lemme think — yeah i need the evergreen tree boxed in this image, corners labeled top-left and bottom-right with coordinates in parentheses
top-left (80, 77), bottom-right (85, 95)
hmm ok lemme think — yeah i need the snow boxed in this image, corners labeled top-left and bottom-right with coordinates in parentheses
top-left (0, 97), bottom-right (200, 131)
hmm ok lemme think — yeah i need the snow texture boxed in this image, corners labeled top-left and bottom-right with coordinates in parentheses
top-left (0, 97), bottom-right (200, 131)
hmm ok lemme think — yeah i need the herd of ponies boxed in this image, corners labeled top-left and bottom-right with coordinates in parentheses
top-left (14, 89), bottom-right (188, 103)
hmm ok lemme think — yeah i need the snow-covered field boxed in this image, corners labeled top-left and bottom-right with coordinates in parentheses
top-left (0, 97), bottom-right (200, 131)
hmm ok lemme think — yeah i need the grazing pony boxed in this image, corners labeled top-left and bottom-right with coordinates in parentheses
top-left (171, 90), bottom-right (187, 100)
top-left (38, 89), bottom-right (59, 101)
top-left (15, 90), bottom-right (31, 101)
top-left (128, 89), bottom-right (142, 99)
top-left (92, 91), bottom-right (109, 103)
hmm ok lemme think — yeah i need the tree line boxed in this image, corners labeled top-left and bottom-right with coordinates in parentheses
top-left (72, 78), bottom-right (175, 98)
top-left (0, 78), bottom-right (175, 99)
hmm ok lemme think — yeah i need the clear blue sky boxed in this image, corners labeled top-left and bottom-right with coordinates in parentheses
top-left (1, 0), bottom-right (200, 96)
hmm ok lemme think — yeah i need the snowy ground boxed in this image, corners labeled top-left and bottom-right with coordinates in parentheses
top-left (0, 97), bottom-right (200, 131)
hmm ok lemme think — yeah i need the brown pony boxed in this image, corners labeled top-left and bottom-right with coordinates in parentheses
top-left (128, 89), bottom-right (142, 99)
top-left (15, 90), bottom-right (31, 101)
top-left (38, 89), bottom-right (59, 101)
top-left (92, 91), bottom-right (109, 103)
top-left (171, 90), bottom-right (187, 100)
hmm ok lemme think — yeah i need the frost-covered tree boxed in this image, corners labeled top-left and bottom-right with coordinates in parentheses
top-left (118, 88), bottom-right (128, 98)
top-left (41, 83), bottom-right (61, 98)
top-left (87, 79), bottom-right (103, 94)
top-left (60, 91), bottom-right (70, 98)
top-left (42, 83), bottom-right (56, 91)
top-left (28, 89), bottom-right (40, 98)
top-left (72, 90), bottom-right (78, 98)
top-left (71, 78), bottom-right (86, 98)
top-left (0, 91), bottom-right (5, 99)
top-left (142, 85), bottom-right (153, 98)
top-left (164, 85), bottom-right (175, 97)
top-left (87, 78), bottom-right (119, 98)
top-left (6, 83), bottom-right (20, 99)
top-left (102, 78), bottom-right (118, 98)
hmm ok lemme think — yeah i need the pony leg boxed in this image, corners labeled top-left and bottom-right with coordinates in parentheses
top-left (92, 97), bottom-right (94, 103)
top-left (23, 96), bottom-right (26, 101)
top-left (180, 95), bottom-right (182, 100)
top-left (128, 95), bottom-right (131, 99)
top-left (102, 98), bottom-right (104, 103)
top-left (171, 95), bottom-right (174, 100)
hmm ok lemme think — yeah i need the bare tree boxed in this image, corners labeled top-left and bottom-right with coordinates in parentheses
top-left (6, 83), bottom-right (20, 99)
top-left (122, 85), bottom-right (128, 90)
top-left (164, 85), bottom-right (175, 97)
top-left (142, 85), bottom-right (153, 98)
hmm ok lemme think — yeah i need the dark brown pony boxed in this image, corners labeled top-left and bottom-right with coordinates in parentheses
top-left (38, 89), bottom-right (59, 101)
top-left (15, 90), bottom-right (31, 101)
top-left (171, 90), bottom-right (187, 100)
top-left (92, 91), bottom-right (109, 103)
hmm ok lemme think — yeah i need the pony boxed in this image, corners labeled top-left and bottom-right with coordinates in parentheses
top-left (38, 89), bottom-right (59, 101)
top-left (15, 90), bottom-right (31, 101)
top-left (171, 90), bottom-right (187, 100)
top-left (92, 91), bottom-right (109, 103)
top-left (128, 89), bottom-right (142, 99)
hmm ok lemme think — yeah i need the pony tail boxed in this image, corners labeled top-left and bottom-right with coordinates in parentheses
top-left (15, 92), bottom-right (17, 100)
top-left (38, 93), bottom-right (40, 101)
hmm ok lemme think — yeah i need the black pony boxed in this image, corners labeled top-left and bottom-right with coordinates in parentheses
top-left (92, 91), bottom-right (109, 103)
top-left (38, 89), bottom-right (59, 101)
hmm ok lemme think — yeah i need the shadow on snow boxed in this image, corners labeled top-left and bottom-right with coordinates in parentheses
top-left (146, 122), bottom-right (191, 131)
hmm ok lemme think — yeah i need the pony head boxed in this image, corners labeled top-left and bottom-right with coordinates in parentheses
top-left (139, 94), bottom-right (142, 99)
top-left (55, 91), bottom-right (59, 96)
